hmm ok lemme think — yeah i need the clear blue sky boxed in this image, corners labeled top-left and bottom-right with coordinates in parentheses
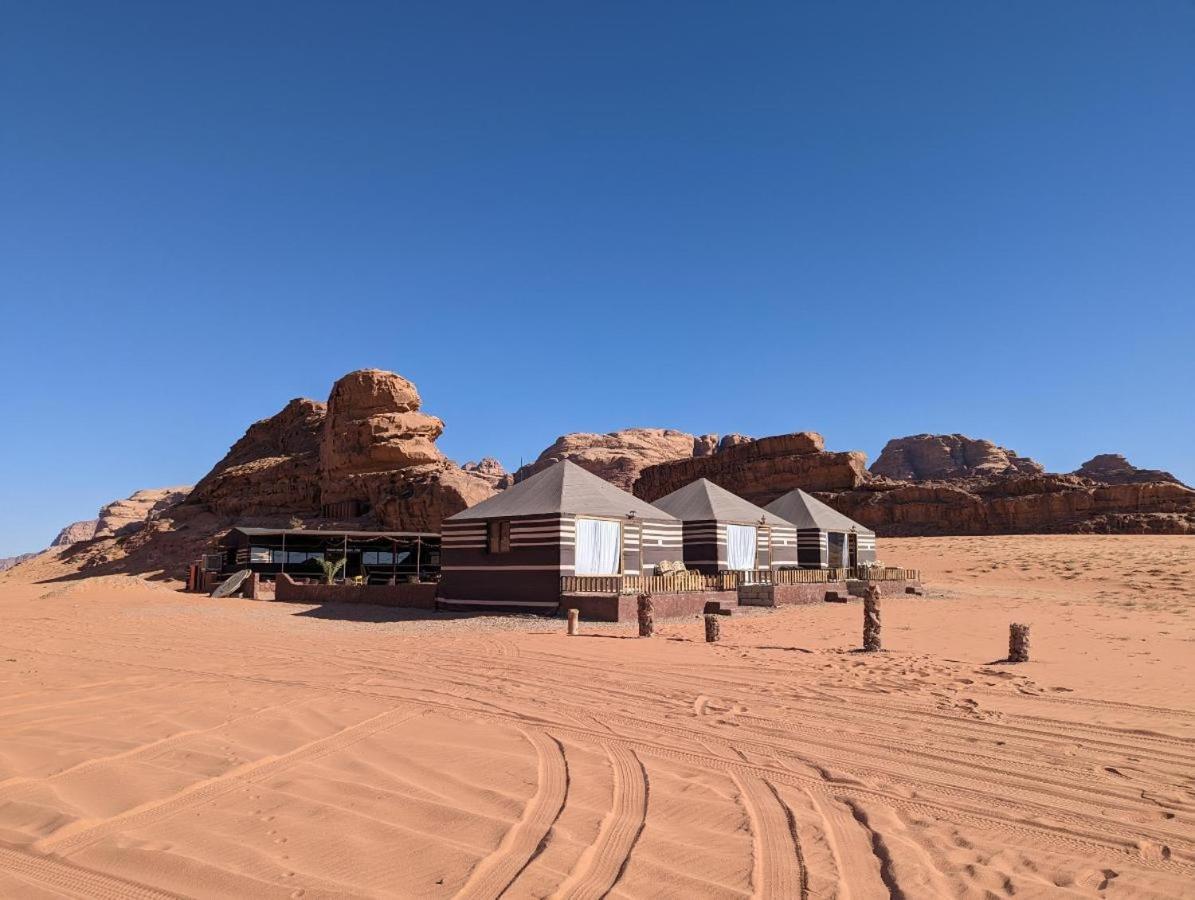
top-left (2, 1), bottom-right (1193, 556)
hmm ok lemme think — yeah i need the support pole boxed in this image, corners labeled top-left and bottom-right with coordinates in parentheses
top-left (416, 536), bottom-right (422, 582)
top-left (567, 608), bottom-right (579, 636)
top-left (1009, 623), bottom-right (1030, 663)
top-left (704, 613), bottom-right (720, 643)
top-left (637, 593), bottom-right (654, 638)
top-left (863, 585), bottom-right (881, 652)
top-left (281, 532), bottom-right (286, 574)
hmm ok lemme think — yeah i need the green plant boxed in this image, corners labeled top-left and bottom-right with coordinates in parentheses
top-left (316, 556), bottom-right (346, 585)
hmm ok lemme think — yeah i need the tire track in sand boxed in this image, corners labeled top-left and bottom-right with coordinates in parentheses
top-left (732, 772), bottom-right (809, 899)
top-left (0, 846), bottom-right (184, 900)
top-left (552, 745), bottom-right (647, 900)
top-left (455, 729), bottom-right (568, 900)
top-left (39, 706), bottom-right (423, 857)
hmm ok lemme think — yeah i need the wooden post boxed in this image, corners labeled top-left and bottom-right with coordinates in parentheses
top-left (637, 593), bottom-right (654, 638)
top-left (567, 608), bottom-right (579, 636)
top-left (863, 585), bottom-right (881, 652)
top-left (704, 613), bottom-right (720, 643)
top-left (1009, 623), bottom-right (1030, 662)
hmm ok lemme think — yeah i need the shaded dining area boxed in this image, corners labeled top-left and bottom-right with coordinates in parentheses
top-left (218, 527), bottom-right (441, 584)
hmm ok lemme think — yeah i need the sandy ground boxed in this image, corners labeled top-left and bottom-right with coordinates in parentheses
top-left (0, 535), bottom-right (1192, 899)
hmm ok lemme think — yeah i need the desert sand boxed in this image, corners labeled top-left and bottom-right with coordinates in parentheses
top-left (0, 535), bottom-right (1192, 898)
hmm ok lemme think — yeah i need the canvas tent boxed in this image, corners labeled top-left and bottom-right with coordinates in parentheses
top-left (439, 460), bottom-right (682, 610)
top-left (764, 489), bottom-right (876, 568)
top-left (651, 478), bottom-right (798, 573)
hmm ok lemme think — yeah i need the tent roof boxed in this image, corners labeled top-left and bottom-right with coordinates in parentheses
top-left (446, 460), bottom-right (678, 522)
top-left (229, 527), bottom-right (437, 539)
top-left (764, 489), bottom-right (873, 534)
top-left (652, 478), bottom-right (790, 527)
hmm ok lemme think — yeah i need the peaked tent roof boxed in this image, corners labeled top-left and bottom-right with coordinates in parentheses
top-left (445, 460), bottom-right (678, 522)
top-left (765, 489), bottom-right (874, 534)
top-left (652, 479), bottom-right (790, 527)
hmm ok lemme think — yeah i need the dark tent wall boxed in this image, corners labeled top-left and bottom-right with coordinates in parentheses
top-left (438, 461), bottom-right (682, 609)
top-left (650, 478), bottom-right (799, 573)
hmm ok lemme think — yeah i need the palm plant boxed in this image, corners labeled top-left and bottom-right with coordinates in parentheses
top-left (316, 556), bottom-right (347, 585)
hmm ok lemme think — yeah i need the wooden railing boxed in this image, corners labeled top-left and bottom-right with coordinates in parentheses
top-left (561, 567), bottom-right (918, 595)
top-left (561, 571), bottom-right (708, 595)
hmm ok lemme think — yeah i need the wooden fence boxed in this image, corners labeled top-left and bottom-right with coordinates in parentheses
top-left (562, 566), bottom-right (919, 595)
top-left (560, 571), bottom-right (708, 595)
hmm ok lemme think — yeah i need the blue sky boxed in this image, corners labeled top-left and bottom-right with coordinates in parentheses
top-left (1, 1), bottom-right (1193, 556)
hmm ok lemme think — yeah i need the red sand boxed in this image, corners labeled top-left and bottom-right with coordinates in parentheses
top-left (0, 535), bottom-right (1192, 897)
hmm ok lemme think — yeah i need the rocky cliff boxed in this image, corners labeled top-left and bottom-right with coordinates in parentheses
top-left (1072, 454), bottom-right (1184, 486)
top-left (828, 475), bottom-right (1195, 535)
top-left (634, 432), bottom-right (869, 505)
top-left (515, 428), bottom-right (715, 492)
top-left (0, 553), bottom-right (37, 572)
top-left (95, 487), bottom-right (192, 537)
top-left (51, 519), bottom-right (99, 547)
top-left (185, 370), bottom-right (497, 532)
top-left (870, 434), bottom-right (1044, 481)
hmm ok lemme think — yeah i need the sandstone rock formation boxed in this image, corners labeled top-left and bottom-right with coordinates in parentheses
top-left (828, 474), bottom-right (1195, 535)
top-left (870, 434), bottom-right (1044, 481)
top-left (0, 552), bottom-right (37, 572)
top-left (462, 457), bottom-right (514, 489)
top-left (1072, 454), bottom-right (1184, 486)
top-left (188, 369), bottom-right (497, 533)
top-left (188, 398), bottom-right (326, 518)
top-left (317, 370), bottom-right (496, 530)
top-left (635, 432), bottom-right (868, 505)
top-left (51, 519), bottom-right (98, 547)
top-left (515, 428), bottom-right (709, 492)
top-left (94, 487), bottom-right (192, 537)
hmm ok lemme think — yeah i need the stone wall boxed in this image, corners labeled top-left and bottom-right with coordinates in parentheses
top-left (274, 574), bottom-right (437, 609)
top-left (561, 590), bottom-right (735, 624)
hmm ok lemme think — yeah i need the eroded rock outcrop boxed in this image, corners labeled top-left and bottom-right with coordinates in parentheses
top-left (188, 398), bottom-right (326, 517)
top-left (51, 519), bottom-right (99, 547)
top-left (186, 369), bottom-right (497, 533)
top-left (317, 370), bottom-right (496, 530)
top-left (1072, 454), bottom-right (1183, 486)
top-left (827, 474), bottom-right (1195, 535)
top-left (635, 432), bottom-right (869, 505)
top-left (95, 487), bottom-right (192, 537)
top-left (515, 428), bottom-right (708, 492)
top-left (462, 457), bottom-right (514, 489)
top-left (871, 434), bottom-right (1044, 481)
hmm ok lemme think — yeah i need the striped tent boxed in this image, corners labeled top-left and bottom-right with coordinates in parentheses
top-left (438, 460), bottom-right (682, 611)
top-left (764, 489), bottom-right (876, 569)
top-left (651, 478), bottom-right (798, 573)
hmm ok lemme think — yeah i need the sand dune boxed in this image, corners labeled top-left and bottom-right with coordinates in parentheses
top-left (0, 535), bottom-right (1192, 897)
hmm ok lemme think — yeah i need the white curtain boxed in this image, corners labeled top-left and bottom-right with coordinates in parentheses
top-left (726, 524), bottom-right (758, 570)
top-left (575, 518), bottom-right (622, 575)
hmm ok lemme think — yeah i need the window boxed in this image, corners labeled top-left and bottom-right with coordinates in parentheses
top-left (272, 550), bottom-right (323, 565)
top-left (362, 551), bottom-right (412, 566)
top-left (487, 520), bottom-right (511, 554)
top-left (250, 546), bottom-right (271, 563)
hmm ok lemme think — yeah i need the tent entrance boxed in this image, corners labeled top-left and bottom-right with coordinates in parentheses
top-left (827, 532), bottom-right (847, 568)
top-left (575, 518), bottom-right (623, 575)
top-left (725, 524), bottom-right (758, 570)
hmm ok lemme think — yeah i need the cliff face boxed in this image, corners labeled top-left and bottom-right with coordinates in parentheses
top-left (95, 487), bottom-right (193, 538)
top-left (187, 398), bottom-right (325, 518)
top-left (828, 475), bottom-right (1195, 535)
top-left (870, 434), bottom-right (1044, 481)
top-left (514, 428), bottom-right (707, 492)
top-left (187, 369), bottom-right (497, 533)
top-left (51, 520), bottom-right (99, 547)
top-left (634, 432), bottom-right (869, 505)
top-left (1072, 454), bottom-right (1184, 486)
